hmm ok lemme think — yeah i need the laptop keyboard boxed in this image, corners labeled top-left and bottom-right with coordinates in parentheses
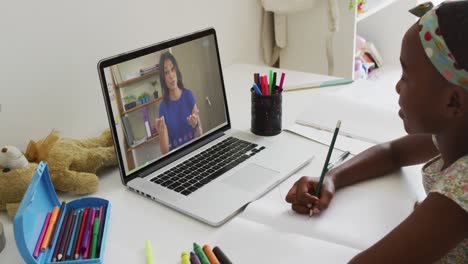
top-left (149, 137), bottom-right (265, 196)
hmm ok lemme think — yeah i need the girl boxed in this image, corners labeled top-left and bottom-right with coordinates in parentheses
top-left (285, 1), bottom-right (468, 263)
top-left (156, 52), bottom-right (203, 155)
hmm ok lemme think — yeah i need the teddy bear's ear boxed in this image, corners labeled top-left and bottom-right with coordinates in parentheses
top-left (38, 130), bottom-right (59, 160)
top-left (25, 140), bottom-right (39, 162)
top-left (25, 130), bottom-right (60, 162)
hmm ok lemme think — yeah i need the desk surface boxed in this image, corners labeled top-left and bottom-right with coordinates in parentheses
top-left (0, 64), bottom-right (425, 263)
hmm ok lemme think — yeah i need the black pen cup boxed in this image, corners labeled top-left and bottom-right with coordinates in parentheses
top-left (251, 88), bottom-right (282, 136)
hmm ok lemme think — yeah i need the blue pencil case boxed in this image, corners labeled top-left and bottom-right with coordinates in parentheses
top-left (13, 162), bottom-right (110, 264)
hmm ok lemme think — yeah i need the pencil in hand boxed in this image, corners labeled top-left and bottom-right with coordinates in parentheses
top-left (310, 120), bottom-right (341, 217)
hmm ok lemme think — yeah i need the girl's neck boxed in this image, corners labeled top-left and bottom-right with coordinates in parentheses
top-left (169, 87), bottom-right (182, 100)
top-left (435, 121), bottom-right (468, 170)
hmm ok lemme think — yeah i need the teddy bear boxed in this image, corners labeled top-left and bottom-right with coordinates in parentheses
top-left (0, 129), bottom-right (117, 218)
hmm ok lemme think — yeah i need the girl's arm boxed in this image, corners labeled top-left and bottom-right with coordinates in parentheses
top-left (330, 134), bottom-right (438, 189)
top-left (188, 104), bottom-right (203, 137)
top-left (156, 116), bottom-right (169, 155)
top-left (349, 192), bottom-right (468, 263)
top-left (286, 134), bottom-right (439, 213)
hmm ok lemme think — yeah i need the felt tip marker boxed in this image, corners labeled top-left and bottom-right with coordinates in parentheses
top-left (193, 242), bottom-right (210, 264)
top-left (181, 252), bottom-right (191, 264)
top-left (252, 83), bottom-right (262, 95)
top-left (190, 251), bottom-right (202, 264)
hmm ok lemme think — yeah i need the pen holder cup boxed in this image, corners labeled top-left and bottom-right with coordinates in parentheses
top-left (251, 89), bottom-right (282, 136)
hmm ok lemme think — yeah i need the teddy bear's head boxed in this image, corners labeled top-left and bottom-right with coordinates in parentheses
top-left (0, 147), bottom-right (38, 218)
top-left (0, 146), bottom-right (29, 170)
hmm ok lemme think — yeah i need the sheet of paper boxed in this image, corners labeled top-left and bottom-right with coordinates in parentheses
top-left (212, 218), bottom-right (360, 263)
top-left (285, 123), bottom-right (374, 155)
top-left (240, 169), bottom-right (419, 250)
top-left (294, 94), bottom-right (406, 144)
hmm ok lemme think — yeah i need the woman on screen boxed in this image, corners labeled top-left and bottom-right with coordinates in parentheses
top-left (155, 52), bottom-right (203, 155)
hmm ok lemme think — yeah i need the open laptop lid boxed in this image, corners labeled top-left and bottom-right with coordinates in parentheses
top-left (97, 28), bottom-right (231, 185)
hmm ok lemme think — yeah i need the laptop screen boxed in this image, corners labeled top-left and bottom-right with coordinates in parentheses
top-left (99, 29), bottom-right (229, 177)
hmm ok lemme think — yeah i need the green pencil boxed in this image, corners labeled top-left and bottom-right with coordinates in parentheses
top-left (310, 120), bottom-right (341, 217)
top-left (90, 217), bottom-right (99, 258)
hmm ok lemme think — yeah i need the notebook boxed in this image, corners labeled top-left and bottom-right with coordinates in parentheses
top-left (287, 94), bottom-right (406, 151)
top-left (97, 28), bottom-right (314, 226)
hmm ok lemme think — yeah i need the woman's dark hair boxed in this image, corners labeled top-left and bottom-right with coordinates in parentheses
top-left (159, 51), bottom-right (185, 105)
top-left (437, 1), bottom-right (468, 71)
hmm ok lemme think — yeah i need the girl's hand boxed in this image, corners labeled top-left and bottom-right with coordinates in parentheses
top-left (156, 116), bottom-right (167, 133)
top-left (187, 108), bottom-right (200, 128)
top-left (285, 175), bottom-right (336, 215)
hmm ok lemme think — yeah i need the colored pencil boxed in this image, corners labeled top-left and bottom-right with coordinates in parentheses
top-left (57, 208), bottom-right (75, 261)
top-left (69, 209), bottom-right (83, 260)
top-left (48, 202), bottom-right (65, 248)
top-left (83, 208), bottom-right (96, 259)
top-left (90, 217), bottom-right (99, 258)
top-left (75, 207), bottom-right (89, 259)
top-left (66, 210), bottom-right (81, 260)
top-left (96, 205), bottom-right (107, 257)
top-left (95, 205), bottom-right (103, 257)
top-left (51, 209), bottom-right (71, 262)
top-left (33, 212), bottom-right (51, 258)
top-left (98, 205), bottom-right (103, 229)
top-left (41, 206), bottom-right (59, 251)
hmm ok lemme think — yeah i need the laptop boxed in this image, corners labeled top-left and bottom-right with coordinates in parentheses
top-left (97, 28), bottom-right (314, 226)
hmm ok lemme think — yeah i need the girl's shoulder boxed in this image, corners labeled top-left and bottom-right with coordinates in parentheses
top-left (182, 88), bottom-right (194, 98)
top-left (181, 89), bottom-right (195, 104)
top-left (447, 155), bottom-right (468, 177)
top-left (425, 155), bottom-right (468, 212)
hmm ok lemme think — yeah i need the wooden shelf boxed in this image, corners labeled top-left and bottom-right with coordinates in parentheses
top-left (122, 97), bottom-right (163, 115)
top-left (111, 65), bottom-right (162, 171)
top-left (116, 69), bottom-right (159, 88)
top-left (356, 0), bottom-right (398, 22)
top-left (127, 134), bottom-right (159, 152)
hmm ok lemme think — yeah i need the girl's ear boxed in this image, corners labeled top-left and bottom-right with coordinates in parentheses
top-left (445, 85), bottom-right (468, 118)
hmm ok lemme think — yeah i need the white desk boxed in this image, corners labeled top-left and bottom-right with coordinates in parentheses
top-left (0, 64), bottom-right (426, 263)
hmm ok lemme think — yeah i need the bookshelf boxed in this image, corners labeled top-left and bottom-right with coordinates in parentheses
top-left (110, 67), bottom-right (162, 170)
top-left (279, 0), bottom-right (417, 80)
top-left (126, 134), bottom-right (159, 153)
top-left (116, 70), bottom-right (160, 88)
top-left (122, 97), bottom-right (163, 115)
top-left (356, 0), bottom-right (401, 22)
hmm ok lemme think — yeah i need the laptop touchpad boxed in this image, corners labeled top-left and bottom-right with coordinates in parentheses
top-left (222, 164), bottom-right (279, 192)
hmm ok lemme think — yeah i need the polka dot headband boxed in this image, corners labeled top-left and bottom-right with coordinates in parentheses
top-left (410, 1), bottom-right (468, 90)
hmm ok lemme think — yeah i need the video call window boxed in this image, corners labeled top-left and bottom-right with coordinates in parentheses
top-left (103, 35), bottom-right (227, 175)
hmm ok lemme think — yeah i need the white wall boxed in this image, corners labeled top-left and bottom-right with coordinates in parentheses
top-left (0, 0), bottom-right (263, 150)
